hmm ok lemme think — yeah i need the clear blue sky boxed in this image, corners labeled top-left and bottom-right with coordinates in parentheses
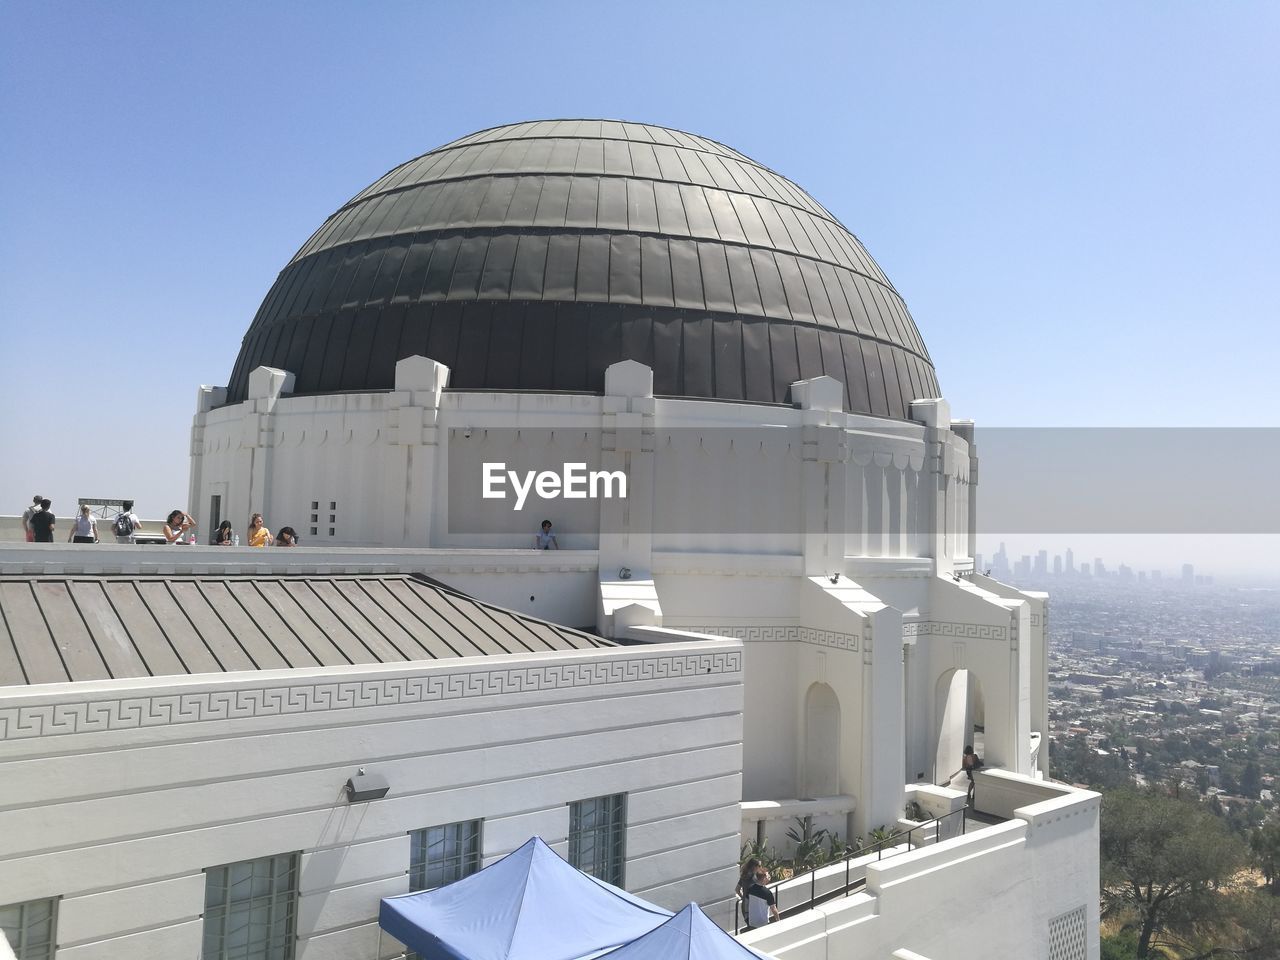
top-left (2, 2), bottom-right (1277, 570)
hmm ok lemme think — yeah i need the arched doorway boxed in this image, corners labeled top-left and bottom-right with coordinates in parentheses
top-left (933, 669), bottom-right (985, 786)
top-left (802, 683), bottom-right (841, 797)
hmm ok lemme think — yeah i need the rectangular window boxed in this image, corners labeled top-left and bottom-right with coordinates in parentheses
top-left (203, 853), bottom-right (299, 960)
top-left (0, 899), bottom-right (56, 960)
top-left (410, 820), bottom-right (482, 892)
top-left (568, 793), bottom-right (627, 886)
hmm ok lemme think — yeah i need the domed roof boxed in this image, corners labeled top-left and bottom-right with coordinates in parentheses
top-left (226, 120), bottom-right (938, 417)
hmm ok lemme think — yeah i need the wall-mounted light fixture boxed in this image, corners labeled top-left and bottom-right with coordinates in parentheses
top-left (345, 768), bottom-right (390, 803)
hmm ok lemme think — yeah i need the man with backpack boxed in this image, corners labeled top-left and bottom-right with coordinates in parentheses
top-left (113, 500), bottom-right (142, 544)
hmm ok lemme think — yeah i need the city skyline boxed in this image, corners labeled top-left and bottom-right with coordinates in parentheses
top-left (978, 541), bottom-right (1214, 586)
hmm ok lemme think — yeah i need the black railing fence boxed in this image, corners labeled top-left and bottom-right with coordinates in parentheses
top-left (734, 806), bottom-right (969, 935)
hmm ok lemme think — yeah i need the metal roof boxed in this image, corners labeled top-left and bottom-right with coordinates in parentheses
top-left (225, 119), bottom-right (939, 417)
top-left (0, 573), bottom-right (611, 686)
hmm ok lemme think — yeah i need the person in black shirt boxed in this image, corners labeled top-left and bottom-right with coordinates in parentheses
top-left (745, 867), bottom-right (778, 928)
top-left (735, 858), bottom-right (760, 924)
top-left (962, 744), bottom-right (984, 803)
top-left (30, 499), bottom-right (55, 542)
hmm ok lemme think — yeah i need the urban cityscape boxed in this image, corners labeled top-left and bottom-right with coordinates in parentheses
top-left (993, 547), bottom-right (1280, 822)
top-left (979, 543), bottom-right (1214, 587)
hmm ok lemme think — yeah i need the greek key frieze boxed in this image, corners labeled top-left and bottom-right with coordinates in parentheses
top-left (681, 625), bottom-right (859, 652)
top-left (902, 621), bottom-right (1009, 642)
top-left (0, 650), bottom-right (741, 741)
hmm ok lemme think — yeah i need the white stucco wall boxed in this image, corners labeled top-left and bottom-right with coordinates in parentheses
top-left (743, 778), bottom-right (1101, 960)
top-left (0, 640), bottom-right (744, 959)
top-left (188, 360), bottom-right (973, 570)
top-left (0, 540), bottom-right (1046, 854)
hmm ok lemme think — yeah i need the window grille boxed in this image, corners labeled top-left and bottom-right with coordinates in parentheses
top-left (568, 793), bottom-right (627, 886)
top-left (410, 820), bottom-right (483, 892)
top-left (203, 852), bottom-right (299, 960)
top-left (1048, 904), bottom-right (1088, 960)
top-left (0, 899), bottom-right (56, 960)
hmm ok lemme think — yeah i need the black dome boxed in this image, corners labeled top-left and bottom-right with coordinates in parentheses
top-left (226, 120), bottom-right (938, 417)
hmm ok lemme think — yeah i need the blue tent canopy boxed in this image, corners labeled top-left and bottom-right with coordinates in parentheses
top-left (598, 903), bottom-right (769, 960)
top-left (379, 837), bottom-right (672, 960)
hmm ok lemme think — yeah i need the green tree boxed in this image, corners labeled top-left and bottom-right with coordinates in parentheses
top-left (1240, 760), bottom-right (1262, 799)
top-left (1100, 929), bottom-right (1138, 960)
top-left (1228, 887), bottom-right (1280, 960)
top-left (1101, 788), bottom-right (1248, 958)
top-left (1252, 821), bottom-right (1280, 891)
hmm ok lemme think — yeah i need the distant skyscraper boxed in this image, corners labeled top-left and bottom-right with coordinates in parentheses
top-left (992, 542), bottom-right (1010, 579)
top-left (1138, 571), bottom-right (1147, 584)
top-left (1034, 550), bottom-right (1048, 577)
top-left (1182, 563), bottom-right (1194, 584)
top-left (1080, 561), bottom-right (1092, 577)
top-left (1053, 555), bottom-right (1062, 576)
top-left (1094, 557), bottom-right (1106, 578)
top-left (1065, 548), bottom-right (1075, 573)
top-left (975, 553), bottom-right (984, 573)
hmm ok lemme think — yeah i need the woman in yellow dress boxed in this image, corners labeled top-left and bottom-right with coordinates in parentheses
top-left (247, 513), bottom-right (274, 547)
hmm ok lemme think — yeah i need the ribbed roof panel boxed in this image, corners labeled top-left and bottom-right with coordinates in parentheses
top-left (226, 120), bottom-right (938, 415)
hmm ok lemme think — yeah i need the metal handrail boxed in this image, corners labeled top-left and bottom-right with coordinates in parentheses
top-left (734, 807), bottom-right (969, 934)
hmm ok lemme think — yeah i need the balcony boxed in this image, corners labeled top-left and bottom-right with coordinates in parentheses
top-left (735, 772), bottom-right (1101, 960)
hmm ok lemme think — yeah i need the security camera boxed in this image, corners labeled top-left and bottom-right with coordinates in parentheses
top-left (462, 427), bottom-right (472, 439)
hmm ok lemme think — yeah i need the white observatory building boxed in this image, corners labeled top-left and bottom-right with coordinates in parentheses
top-left (1, 120), bottom-right (1098, 960)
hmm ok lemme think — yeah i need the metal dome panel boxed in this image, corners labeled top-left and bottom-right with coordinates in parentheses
top-left (225, 121), bottom-right (939, 415)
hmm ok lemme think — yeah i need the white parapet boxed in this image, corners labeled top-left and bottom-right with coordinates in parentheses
top-left (738, 774), bottom-right (1100, 960)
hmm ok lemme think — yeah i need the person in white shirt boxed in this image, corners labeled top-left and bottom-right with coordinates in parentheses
top-left (534, 520), bottom-right (559, 550)
top-left (114, 500), bottom-right (142, 544)
top-left (68, 505), bottom-right (98, 543)
top-left (745, 868), bottom-right (778, 928)
top-left (21, 495), bottom-right (41, 543)
top-left (163, 510), bottom-right (197, 544)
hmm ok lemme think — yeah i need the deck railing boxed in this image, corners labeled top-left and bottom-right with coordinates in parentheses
top-left (734, 806), bottom-right (970, 934)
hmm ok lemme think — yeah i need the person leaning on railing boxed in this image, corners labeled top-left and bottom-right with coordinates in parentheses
top-left (734, 858), bottom-right (760, 925)
top-left (744, 868), bottom-right (779, 928)
top-left (163, 510), bottom-right (197, 544)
